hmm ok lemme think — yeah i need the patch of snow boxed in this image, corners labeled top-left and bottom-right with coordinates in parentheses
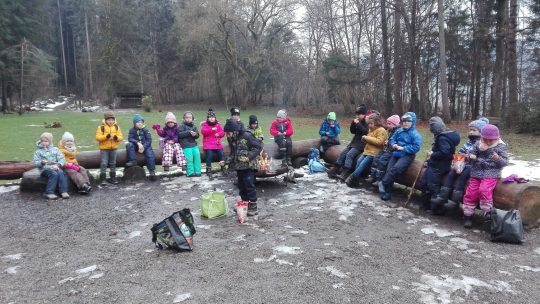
top-left (407, 218), bottom-right (431, 225)
top-left (128, 231), bottom-right (142, 239)
top-left (498, 270), bottom-right (512, 276)
top-left (392, 285), bottom-right (400, 290)
top-left (0, 185), bottom-right (18, 194)
top-left (318, 266), bottom-right (349, 278)
top-left (333, 283), bottom-right (345, 289)
top-left (3, 253), bottom-right (24, 260)
top-left (534, 248), bottom-right (540, 256)
top-left (421, 226), bottom-right (455, 238)
top-left (196, 225), bottom-right (212, 230)
top-left (329, 201), bottom-right (357, 221)
top-left (173, 293), bottom-right (191, 303)
top-left (253, 255), bottom-right (276, 263)
top-left (453, 264), bottom-right (462, 268)
top-left (503, 157), bottom-right (540, 181)
top-left (273, 245), bottom-right (302, 255)
top-left (5, 266), bottom-right (20, 274)
top-left (450, 238), bottom-right (472, 250)
top-left (275, 259), bottom-right (294, 266)
top-left (357, 241), bottom-right (369, 247)
top-left (515, 265), bottom-right (540, 272)
top-left (89, 273), bottom-right (104, 279)
top-left (76, 265), bottom-right (97, 274)
top-left (290, 230), bottom-right (308, 235)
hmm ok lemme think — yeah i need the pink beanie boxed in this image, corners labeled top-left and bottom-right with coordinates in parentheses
top-left (165, 112), bottom-right (177, 124)
top-left (386, 115), bottom-right (401, 127)
top-left (481, 124), bottom-right (500, 140)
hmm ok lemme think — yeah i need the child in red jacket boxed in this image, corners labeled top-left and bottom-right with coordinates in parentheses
top-left (201, 109), bottom-right (225, 176)
top-left (269, 109), bottom-right (294, 167)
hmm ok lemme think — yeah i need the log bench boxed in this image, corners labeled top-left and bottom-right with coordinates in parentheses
top-left (20, 168), bottom-right (94, 192)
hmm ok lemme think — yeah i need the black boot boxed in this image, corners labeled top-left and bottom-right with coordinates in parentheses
top-left (149, 170), bottom-right (157, 181)
top-left (109, 172), bottom-right (119, 184)
top-left (430, 187), bottom-right (452, 206)
top-left (463, 215), bottom-right (473, 229)
top-left (450, 190), bottom-right (464, 203)
top-left (206, 167), bottom-right (212, 177)
top-left (100, 173), bottom-right (107, 186)
top-left (338, 168), bottom-right (352, 181)
top-left (345, 174), bottom-right (359, 187)
top-left (247, 202), bottom-right (258, 216)
top-left (327, 165), bottom-right (341, 178)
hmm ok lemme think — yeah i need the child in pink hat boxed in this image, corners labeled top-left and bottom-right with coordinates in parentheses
top-left (462, 124), bottom-right (508, 228)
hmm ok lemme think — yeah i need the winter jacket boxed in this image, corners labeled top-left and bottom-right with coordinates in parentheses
top-left (458, 135), bottom-right (480, 156)
top-left (201, 120), bottom-right (225, 150)
top-left (348, 119), bottom-right (369, 150)
top-left (58, 140), bottom-right (78, 165)
top-left (33, 141), bottom-right (66, 173)
top-left (95, 119), bottom-right (124, 150)
top-left (428, 130), bottom-right (461, 171)
top-left (155, 124), bottom-right (180, 143)
top-left (362, 127), bottom-right (388, 157)
top-left (128, 127), bottom-right (153, 150)
top-left (177, 122), bottom-right (199, 148)
top-left (230, 130), bottom-right (263, 171)
top-left (470, 140), bottom-right (508, 179)
top-left (248, 126), bottom-right (264, 141)
top-left (388, 112), bottom-right (422, 158)
top-left (269, 118), bottom-right (294, 141)
top-left (383, 128), bottom-right (398, 152)
top-left (319, 119), bottom-right (341, 139)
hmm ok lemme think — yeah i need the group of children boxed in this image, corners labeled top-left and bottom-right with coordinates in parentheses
top-left (324, 106), bottom-right (508, 228)
top-left (33, 106), bottom-right (508, 227)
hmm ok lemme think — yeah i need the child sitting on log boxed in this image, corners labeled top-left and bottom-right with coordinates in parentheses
top-left (345, 113), bottom-right (388, 187)
top-left (58, 132), bottom-right (91, 194)
top-left (178, 111), bottom-right (202, 177)
top-left (247, 115), bottom-right (264, 142)
top-left (95, 111), bottom-right (123, 185)
top-left (152, 112), bottom-right (186, 172)
top-left (419, 116), bottom-right (460, 215)
top-left (319, 112), bottom-right (341, 154)
top-left (378, 112), bottom-right (422, 202)
top-left (33, 132), bottom-right (69, 200)
top-left (462, 124), bottom-right (508, 228)
top-left (126, 114), bottom-right (157, 181)
top-left (269, 109), bottom-right (294, 167)
top-left (365, 114), bottom-right (400, 185)
top-left (201, 109), bottom-right (225, 177)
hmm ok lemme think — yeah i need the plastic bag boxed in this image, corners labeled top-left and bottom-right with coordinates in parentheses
top-left (490, 208), bottom-right (524, 244)
top-left (200, 192), bottom-right (228, 219)
top-left (452, 154), bottom-right (466, 174)
top-left (151, 208), bottom-right (196, 251)
top-left (236, 201), bottom-right (248, 224)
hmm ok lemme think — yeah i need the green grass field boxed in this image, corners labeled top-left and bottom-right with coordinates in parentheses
top-left (1, 109), bottom-right (538, 162)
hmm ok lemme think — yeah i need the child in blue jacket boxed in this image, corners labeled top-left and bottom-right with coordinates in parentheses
top-left (125, 114), bottom-right (157, 180)
top-left (319, 112), bottom-right (341, 153)
top-left (378, 112), bottom-right (422, 202)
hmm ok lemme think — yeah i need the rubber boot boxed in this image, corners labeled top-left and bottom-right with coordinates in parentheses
top-left (450, 190), bottom-right (464, 204)
top-left (337, 168), bottom-right (352, 181)
top-left (206, 166), bottom-right (212, 177)
top-left (345, 174), bottom-right (359, 188)
top-left (463, 215), bottom-right (473, 229)
top-left (149, 170), bottom-right (157, 181)
top-left (327, 165), bottom-right (341, 178)
top-left (421, 192), bottom-right (432, 212)
top-left (430, 187), bottom-right (452, 207)
top-left (247, 201), bottom-right (258, 216)
top-left (100, 173), bottom-right (107, 186)
top-left (379, 182), bottom-right (391, 201)
top-left (109, 171), bottom-right (119, 184)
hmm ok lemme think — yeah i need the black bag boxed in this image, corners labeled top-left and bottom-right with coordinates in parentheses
top-left (151, 208), bottom-right (197, 251)
top-left (490, 208), bottom-right (524, 244)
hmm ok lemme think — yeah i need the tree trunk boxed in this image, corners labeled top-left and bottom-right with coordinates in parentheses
top-left (19, 39), bottom-right (26, 115)
top-left (408, 0), bottom-right (420, 115)
top-left (84, 11), bottom-right (94, 100)
top-left (438, 0), bottom-right (450, 122)
top-left (506, 0), bottom-right (518, 123)
top-left (381, 0), bottom-right (392, 116)
top-left (490, 0), bottom-right (507, 117)
top-left (393, 7), bottom-right (403, 114)
top-left (57, 0), bottom-right (68, 90)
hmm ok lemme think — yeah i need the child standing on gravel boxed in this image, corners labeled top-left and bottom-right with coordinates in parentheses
top-left (95, 111), bottom-right (123, 185)
top-left (462, 124), bottom-right (508, 228)
top-left (269, 109), bottom-right (294, 167)
top-left (33, 132), bottom-right (69, 200)
top-left (178, 111), bottom-right (201, 177)
top-left (126, 114), bottom-right (157, 181)
top-left (58, 132), bottom-right (91, 194)
top-left (201, 109), bottom-right (225, 177)
top-left (152, 112), bottom-right (186, 172)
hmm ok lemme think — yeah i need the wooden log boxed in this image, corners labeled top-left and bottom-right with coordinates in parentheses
top-left (20, 168), bottom-right (91, 192)
top-left (0, 140), bottom-right (322, 180)
top-left (322, 145), bottom-right (540, 226)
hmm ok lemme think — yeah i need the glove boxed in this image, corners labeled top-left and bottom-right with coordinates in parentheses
top-left (113, 135), bottom-right (118, 141)
top-left (238, 156), bottom-right (249, 163)
top-left (152, 124), bottom-right (160, 130)
top-left (106, 134), bottom-right (111, 139)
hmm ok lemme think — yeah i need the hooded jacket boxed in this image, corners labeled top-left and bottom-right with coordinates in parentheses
top-left (362, 126), bottom-right (389, 157)
top-left (177, 122), bottom-right (199, 148)
top-left (95, 119), bottom-right (124, 150)
top-left (470, 140), bottom-right (508, 179)
top-left (388, 112), bottom-right (422, 158)
top-left (33, 141), bottom-right (66, 173)
top-left (128, 126), bottom-right (153, 150)
top-left (58, 140), bottom-right (78, 165)
top-left (269, 118), bottom-right (294, 139)
top-left (428, 130), bottom-right (461, 171)
top-left (201, 120), bottom-right (225, 150)
top-left (348, 119), bottom-right (369, 150)
top-left (319, 119), bottom-right (341, 139)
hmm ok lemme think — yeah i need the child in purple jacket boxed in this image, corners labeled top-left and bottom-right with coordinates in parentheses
top-left (152, 112), bottom-right (186, 171)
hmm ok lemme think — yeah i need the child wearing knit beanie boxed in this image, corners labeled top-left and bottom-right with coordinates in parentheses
top-left (126, 114), bottom-right (157, 180)
top-left (462, 124), bottom-right (508, 228)
top-left (33, 132), bottom-right (69, 199)
top-left (152, 112), bottom-right (187, 172)
top-left (59, 132), bottom-right (92, 194)
top-left (269, 109), bottom-right (294, 167)
top-left (319, 112), bottom-right (341, 154)
top-left (95, 111), bottom-right (123, 185)
top-left (201, 109), bottom-right (225, 177)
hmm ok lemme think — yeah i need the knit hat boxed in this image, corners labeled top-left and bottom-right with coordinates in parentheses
top-left (40, 132), bottom-right (53, 143)
top-left (165, 112), bottom-right (177, 124)
top-left (327, 112), bottom-right (336, 121)
top-left (429, 116), bottom-right (447, 135)
top-left (224, 119), bottom-right (243, 132)
top-left (481, 124), bottom-right (500, 140)
top-left (469, 118), bottom-right (488, 132)
top-left (133, 113), bottom-right (144, 125)
top-left (230, 107), bottom-right (240, 116)
top-left (207, 109), bottom-right (216, 118)
top-left (386, 115), bottom-right (400, 127)
top-left (249, 115), bottom-right (258, 125)
top-left (401, 114), bottom-right (413, 122)
top-left (277, 109), bottom-right (287, 119)
top-left (61, 131), bottom-right (74, 142)
top-left (355, 104), bottom-right (368, 115)
top-left (104, 111), bottom-right (115, 120)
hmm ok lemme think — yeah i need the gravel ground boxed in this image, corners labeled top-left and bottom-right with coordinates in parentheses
top-left (1, 170), bottom-right (539, 304)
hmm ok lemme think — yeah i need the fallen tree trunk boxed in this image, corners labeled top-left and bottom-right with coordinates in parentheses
top-left (322, 145), bottom-right (540, 226)
top-left (0, 139), bottom-right (321, 179)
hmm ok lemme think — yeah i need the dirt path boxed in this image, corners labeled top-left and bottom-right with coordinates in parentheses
top-left (1, 171), bottom-right (539, 303)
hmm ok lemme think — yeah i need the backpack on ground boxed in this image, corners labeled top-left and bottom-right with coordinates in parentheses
top-left (307, 148), bottom-right (326, 174)
top-left (151, 208), bottom-right (196, 251)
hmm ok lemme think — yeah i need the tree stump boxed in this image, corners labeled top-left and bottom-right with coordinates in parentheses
top-left (123, 166), bottom-right (147, 182)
